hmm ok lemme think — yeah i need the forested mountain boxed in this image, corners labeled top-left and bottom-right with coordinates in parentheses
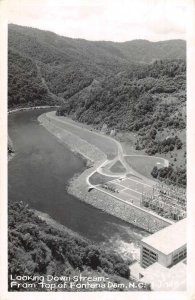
top-left (8, 24), bottom-right (185, 106)
top-left (9, 24), bottom-right (185, 65)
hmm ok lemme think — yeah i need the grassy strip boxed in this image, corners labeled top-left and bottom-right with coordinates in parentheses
top-left (125, 155), bottom-right (167, 180)
top-left (89, 172), bottom-right (117, 185)
top-left (110, 160), bottom-right (126, 173)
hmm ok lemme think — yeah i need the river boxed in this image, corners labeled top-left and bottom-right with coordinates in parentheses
top-left (8, 109), bottom-right (147, 254)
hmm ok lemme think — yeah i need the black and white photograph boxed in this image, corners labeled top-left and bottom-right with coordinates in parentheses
top-left (1, 0), bottom-right (195, 297)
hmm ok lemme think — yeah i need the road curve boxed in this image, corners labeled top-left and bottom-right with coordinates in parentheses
top-left (43, 111), bottom-right (173, 226)
top-left (46, 111), bottom-right (166, 185)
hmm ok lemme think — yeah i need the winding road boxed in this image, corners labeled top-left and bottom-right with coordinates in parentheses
top-left (43, 111), bottom-right (172, 226)
top-left (45, 111), bottom-right (168, 183)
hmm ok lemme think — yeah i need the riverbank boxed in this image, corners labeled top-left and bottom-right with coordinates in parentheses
top-left (8, 106), bottom-right (59, 162)
top-left (8, 105), bottom-right (59, 114)
top-left (33, 208), bottom-right (90, 243)
top-left (38, 112), bottom-right (170, 233)
top-left (8, 135), bottom-right (15, 162)
top-left (38, 113), bottom-right (106, 163)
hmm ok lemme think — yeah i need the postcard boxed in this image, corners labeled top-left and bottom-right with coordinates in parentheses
top-left (1, 0), bottom-right (195, 299)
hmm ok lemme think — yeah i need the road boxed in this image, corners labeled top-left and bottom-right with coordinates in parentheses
top-left (44, 111), bottom-right (173, 225)
top-left (45, 111), bottom-right (163, 183)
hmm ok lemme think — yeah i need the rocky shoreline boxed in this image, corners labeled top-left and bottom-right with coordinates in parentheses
top-left (8, 105), bottom-right (59, 114)
top-left (38, 112), bottom-right (170, 233)
top-left (8, 135), bottom-right (15, 162)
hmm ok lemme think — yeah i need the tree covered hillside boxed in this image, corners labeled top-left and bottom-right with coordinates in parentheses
top-left (8, 24), bottom-right (186, 107)
top-left (8, 49), bottom-right (55, 106)
top-left (8, 201), bottom-right (150, 292)
top-left (57, 59), bottom-right (186, 140)
top-left (9, 24), bottom-right (185, 65)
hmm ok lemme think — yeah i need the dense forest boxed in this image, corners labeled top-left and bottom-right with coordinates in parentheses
top-left (8, 24), bottom-right (186, 187)
top-left (8, 49), bottom-right (54, 106)
top-left (8, 201), bottom-right (150, 292)
top-left (151, 165), bottom-right (186, 187)
top-left (57, 59), bottom-right (185, 133)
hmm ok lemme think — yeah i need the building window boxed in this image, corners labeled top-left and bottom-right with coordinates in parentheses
top-left (142, 247), bottom-right (158, 268)
top-left (172, 248), bottom-right (186, 264)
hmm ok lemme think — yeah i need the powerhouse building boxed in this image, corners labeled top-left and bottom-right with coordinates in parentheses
top-left (140, 218), bottom-right (186, 268)
top-left (130, 218), bottom-right (186, 290)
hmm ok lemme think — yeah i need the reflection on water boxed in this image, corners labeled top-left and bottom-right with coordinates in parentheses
top-left (8, 109), bottom-right (147, 249)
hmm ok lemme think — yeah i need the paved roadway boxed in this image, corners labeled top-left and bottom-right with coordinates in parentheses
top-left (46, 111), bottom-right (160, 184)
top-left (44, 111), bottom-right (173, 225)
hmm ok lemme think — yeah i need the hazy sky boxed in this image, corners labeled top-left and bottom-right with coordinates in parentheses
top-left (8, 0), bottom-right (187, 42)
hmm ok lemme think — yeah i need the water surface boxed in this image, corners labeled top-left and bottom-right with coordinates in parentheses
top-left (8, 109), bottom-right (147, 249)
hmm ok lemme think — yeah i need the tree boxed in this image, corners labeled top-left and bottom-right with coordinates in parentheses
top-left (151, 166), bottom-right (158, 178)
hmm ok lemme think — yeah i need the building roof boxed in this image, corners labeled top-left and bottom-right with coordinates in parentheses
top-left (142, 218), bottom-right (186, 255)
top-left (140, 261), bottom-right (186, 291)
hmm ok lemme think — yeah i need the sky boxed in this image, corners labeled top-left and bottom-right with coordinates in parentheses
top-left (8, 0), bottom-right (188, 42)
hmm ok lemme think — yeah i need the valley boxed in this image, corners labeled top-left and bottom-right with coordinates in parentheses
top-left (7, 24), bottom-right (186, 291)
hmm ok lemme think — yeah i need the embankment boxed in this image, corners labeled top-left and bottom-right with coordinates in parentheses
top-left (8, 105), bottom-right (59, 114)
top-left (38, 113), bottom-right (171, 233)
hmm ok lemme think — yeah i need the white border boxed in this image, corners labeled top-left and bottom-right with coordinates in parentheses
top-left (0, 0), bottom-right (195, 299)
